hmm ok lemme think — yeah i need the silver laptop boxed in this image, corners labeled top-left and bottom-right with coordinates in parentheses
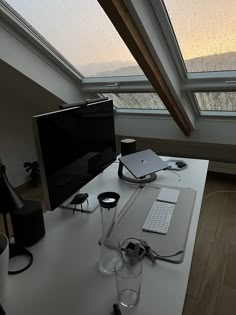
top-left (119, 149), bottom-right (169, 178)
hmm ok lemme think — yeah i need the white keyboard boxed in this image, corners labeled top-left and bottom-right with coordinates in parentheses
top-left (142, 201), bottom-right (175, 234)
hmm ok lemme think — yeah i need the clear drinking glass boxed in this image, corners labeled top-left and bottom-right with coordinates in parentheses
top-left (97, 192), bottom-right (121, 274)
top-left (115, 258), bottom-right (143, 308)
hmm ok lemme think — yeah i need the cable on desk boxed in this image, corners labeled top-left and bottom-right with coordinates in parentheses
top-left (121, 237), bottom-right (183, 263)
top-left (165, 169), bottom-right (181, 181)
top-left (203, 190), bottom-right (236, 199)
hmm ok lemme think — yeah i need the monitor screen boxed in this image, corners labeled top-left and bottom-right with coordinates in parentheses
top-left (33, 99), bottom-right (116, 210)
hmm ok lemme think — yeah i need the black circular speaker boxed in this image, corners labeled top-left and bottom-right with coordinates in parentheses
top-left (120, 138), bottom-right (136, 156)
top-left (11, 200), bottom-right (45, 246)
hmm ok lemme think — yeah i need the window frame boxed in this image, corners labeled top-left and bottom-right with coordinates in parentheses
top-left (92, 0), bottom-right (236, 118)
top-left (150, 0), bottom-right (236, 116)
top-left (81, 75), bottom-right (154, 93)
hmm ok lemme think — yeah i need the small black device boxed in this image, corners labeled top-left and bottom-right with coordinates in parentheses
top-left (70, 193), bottom-right (88, 205)
top-left (176, 161), bottom-right (187, 168)
top-left (165, 159), bottom-right (188, 171)
top-left (59, 100), bottom-right (87, 110)
top-left (124, 242), bottom-right (145, 260)
top-left (85, 96), bottom-right (109, 104)
top-left (120, 138), bottom-right (136, 156)
top-left (70, 193), bottom-right (89, 214)
top-left (59, 97), bottom-right (109, 110)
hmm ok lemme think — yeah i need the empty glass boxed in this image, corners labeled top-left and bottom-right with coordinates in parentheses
top-left (115, 258), bottom-right (143, 308)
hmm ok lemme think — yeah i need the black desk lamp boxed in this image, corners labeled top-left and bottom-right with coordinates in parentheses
top-left (0, 159), bottom-right (33, 274)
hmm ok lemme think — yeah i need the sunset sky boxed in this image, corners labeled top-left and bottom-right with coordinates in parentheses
top-left (164, 0), bottom-right (236, 60)
top-left (6, 0), bottom-right (236, 66)
top-left (7, 0), bottom-right (134, 65)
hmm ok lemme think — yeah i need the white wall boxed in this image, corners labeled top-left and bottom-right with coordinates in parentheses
top-left (0, 20), bottom-right (83, 104)
top-left (115, 114), bottom-right (236, 146)
top-left (0, 93), bottom-right (61, 187)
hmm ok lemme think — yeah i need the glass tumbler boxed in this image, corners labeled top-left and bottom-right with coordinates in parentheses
top-left (115, 258), bottom-right (143, 308)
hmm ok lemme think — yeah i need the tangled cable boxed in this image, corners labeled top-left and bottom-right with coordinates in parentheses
top-left (121, 237), bottom-right (183, 263)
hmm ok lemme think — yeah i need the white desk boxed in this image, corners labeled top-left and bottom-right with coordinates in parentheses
top-left (3, 157), bottom-right (208, 315)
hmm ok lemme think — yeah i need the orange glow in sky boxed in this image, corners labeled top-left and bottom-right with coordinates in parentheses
top-left (164, 0), bottom-right (236, 60)
top-left (6, 0), bottom-right (236, 67)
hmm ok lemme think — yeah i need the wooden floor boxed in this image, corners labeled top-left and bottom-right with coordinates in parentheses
top-left (183, 173), bottom-right (236, 315)
top-left (1, 173), bottom-right (236, 314)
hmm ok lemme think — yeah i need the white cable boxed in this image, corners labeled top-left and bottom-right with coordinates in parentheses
top-left (203, 190), bottom-right (236, 199)
top-left (166, 169), bottom-right (181, 180)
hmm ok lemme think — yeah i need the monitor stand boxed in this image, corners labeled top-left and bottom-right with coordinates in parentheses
top-left (118, 162), bottom-right (157, 184)
top-left (60, 193), bottom-right (99, 213)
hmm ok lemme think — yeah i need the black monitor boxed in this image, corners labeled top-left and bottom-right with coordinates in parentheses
top-left (33, 99), bottom-right (116, 211)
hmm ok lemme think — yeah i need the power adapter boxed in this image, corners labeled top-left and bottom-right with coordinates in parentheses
top-left (124, 242), bottom-right (145, 260)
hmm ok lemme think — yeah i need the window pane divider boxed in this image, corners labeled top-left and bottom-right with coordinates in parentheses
top-left (81, 75), bottom-right (154, 93)
top-left (183, 80), bottom-right (236, 91)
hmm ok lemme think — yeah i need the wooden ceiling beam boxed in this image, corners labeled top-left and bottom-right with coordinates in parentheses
top-left (98, 0), bottom-right (193, 136)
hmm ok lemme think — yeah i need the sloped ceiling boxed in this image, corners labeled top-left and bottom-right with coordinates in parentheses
top-left (0, 59), bottom-right (64, 108)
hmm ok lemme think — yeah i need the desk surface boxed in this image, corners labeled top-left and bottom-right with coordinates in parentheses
top-left (4, 156), bottom-right (208, 315)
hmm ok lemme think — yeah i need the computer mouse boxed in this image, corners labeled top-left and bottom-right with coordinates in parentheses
top-left (70, 193), bottom-right (89, 205)
top-left (176, 161), bottom-right (187, 168)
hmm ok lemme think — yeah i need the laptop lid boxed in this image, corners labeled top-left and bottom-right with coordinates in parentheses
top-left (119, 149), bottom-right (168, 178)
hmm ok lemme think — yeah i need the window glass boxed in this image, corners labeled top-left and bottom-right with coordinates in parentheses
top-left (103, 93), bottom-right (166, 110)
top-left (6, 0), bottom-right (143, 77)
top-left (195, 92), bottom-right (236, 111)
top-left (163, 0), bottom-right (236, 73)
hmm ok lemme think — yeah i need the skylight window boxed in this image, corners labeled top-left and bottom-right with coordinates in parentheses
top-left (5, 0), bottom-right (235, 117)
top-left (102, 93), bottom-right (166, 110)
top-left (195, 92), bottom-right (236, 112)
top-left (5, 0), bottom-right (142, 77)
top-left (163, 0), bottom-right (236, 73)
